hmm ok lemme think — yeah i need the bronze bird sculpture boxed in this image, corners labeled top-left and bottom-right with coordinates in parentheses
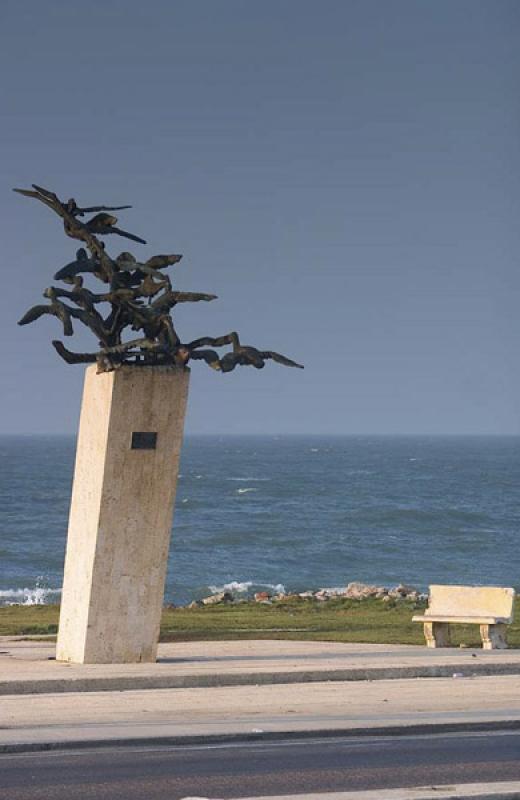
top-left (16, 184), bottom-right (304, 375)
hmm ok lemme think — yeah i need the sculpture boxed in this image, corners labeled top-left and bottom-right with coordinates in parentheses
top-left (15, 185), bottom-right (304, 374)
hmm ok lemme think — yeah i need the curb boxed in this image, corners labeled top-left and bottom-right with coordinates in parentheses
top-left (3, 660), bottom-right (520, 695)
top-left (231, 784), bottom-right (520, 800)
top-left (2, 718), bottom-right (520, 755)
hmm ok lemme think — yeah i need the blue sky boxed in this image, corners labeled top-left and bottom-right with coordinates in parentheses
top-left (1, 0), bottom-right (519, 434)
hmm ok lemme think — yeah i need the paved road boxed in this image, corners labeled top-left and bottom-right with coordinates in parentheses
top-left (1, 730), bottom-right (520, 799)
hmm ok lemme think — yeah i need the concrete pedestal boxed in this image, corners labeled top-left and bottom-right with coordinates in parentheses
top-left (56, 365), bottom-right (189, 664)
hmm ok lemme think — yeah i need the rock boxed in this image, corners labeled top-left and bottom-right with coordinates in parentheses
top-left (382, 595), bottom-right (393, 603)
top-left (345, 582), bottom-right (384, 600)
top-left (298, 591), bottom-right (314, 599)
top-left (394, 583), bottom-right (417, 597)
top-left (201, 591), bottom-right (233, 606)
top-left (254, 591), bottom-right (271, 602)
top-left (314, 590), bottom-right (330, 602)
top-left (315, 587), bottom-right (345, 600)
top-left (187, 600), bottom-right (203, 609)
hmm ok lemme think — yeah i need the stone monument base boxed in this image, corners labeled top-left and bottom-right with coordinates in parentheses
top-left (56, 364), bottom-right (189, 664)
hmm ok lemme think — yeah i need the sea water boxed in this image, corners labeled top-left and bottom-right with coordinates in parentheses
top-left (0, 435), bottom-right (519, 606)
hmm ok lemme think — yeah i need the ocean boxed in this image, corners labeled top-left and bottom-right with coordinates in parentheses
top-left (0, 435), bottom-right (519, 606)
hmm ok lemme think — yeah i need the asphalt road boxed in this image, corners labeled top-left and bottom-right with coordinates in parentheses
top-left (1, 730), bottom-right (520, 799)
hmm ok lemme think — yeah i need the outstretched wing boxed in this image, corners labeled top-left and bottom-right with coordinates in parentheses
top-left (260, 351), bottom-right (304, 368)
top-left (54, 258), bottom-right (98, 281)
top-left (13, 188), bottom-right (41, 199)
top-left (52, 340), bottom-right (97, 364)
top-left (145, 254), bottom-right (183, 270)
top-left (31, 184), bottom-right (59, 201)
top-left (18, 303), bottom-right (74, 336)
top-left (104, 226), bottom-right (147, 245)
top-left (18, 305), bottom-right (50, 326)
top-left (13, 185), bottom-right (64, 216)
top-left (189, 349), bottom-right (222, 369)
top-left (77, 205), bottom-right (132, 215)
top-left (173, 292), bottom-right (217, 303)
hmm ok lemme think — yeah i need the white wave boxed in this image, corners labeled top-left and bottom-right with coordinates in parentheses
top-left (310, 448), bottom-right (319, 452)
top-left (209, 581), bottom-right (253, 594)
top-left (237, 487), bottom-right (257, 494)
top-left (227, 477), bottom-right (271, 482)
top-left (0, 586), bottom-right (62, 606)
top-left (208, 580), bottom-right (286, 596)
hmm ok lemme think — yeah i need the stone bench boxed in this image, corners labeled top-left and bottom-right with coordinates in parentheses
top-left (412, 585), bottom-right (515, 649)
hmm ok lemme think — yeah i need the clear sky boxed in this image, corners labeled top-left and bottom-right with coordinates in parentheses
top-left (1, 0), bottom-right (519, 434)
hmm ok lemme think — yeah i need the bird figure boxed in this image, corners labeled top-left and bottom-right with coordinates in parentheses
top-left (54, 248), bottom-right (101, 283)
top-left (18, 291), bottom-right (74, 337)
top-left (65, 198), bottom-right (132, 217)
top-left (114, 252), bottom-right (179, 281)
top-left (219, 348), bottom-right (304, 372)
top-left (186, 332), bottom-right (304, 372)
top-left (145, 254), bottom-right (183, 270)
top-left (84, 213), bottom-right (146, 244)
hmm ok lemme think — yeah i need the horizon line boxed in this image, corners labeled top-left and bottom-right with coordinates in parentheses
top-left (1, 431), bottom-right (520, 438)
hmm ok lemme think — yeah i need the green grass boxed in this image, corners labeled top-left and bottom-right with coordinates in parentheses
top-left (2, 596), bottom-right (520, 647)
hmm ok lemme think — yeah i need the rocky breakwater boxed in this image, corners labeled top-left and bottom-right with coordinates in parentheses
top-left (196, 581), bottom-right (428, 607)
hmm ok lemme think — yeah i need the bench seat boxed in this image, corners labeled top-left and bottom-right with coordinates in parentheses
top-left (412, 615), bottom-right (509, 625)
top-left (412, 585), bottom-right (515, 649)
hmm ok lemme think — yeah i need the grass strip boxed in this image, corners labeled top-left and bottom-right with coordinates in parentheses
top-left (1, 596), bottom-right (520, 647)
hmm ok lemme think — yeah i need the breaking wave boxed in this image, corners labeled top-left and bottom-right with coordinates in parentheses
top-left (207, 580), bottom-right (286, 597)
top-left (0, 585), bottom-right (62, 607)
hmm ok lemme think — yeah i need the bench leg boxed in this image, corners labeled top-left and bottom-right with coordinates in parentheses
top-left (423, 621), bottom-right (451, 648)
top-left (480, 623), bottom-right (508, 650)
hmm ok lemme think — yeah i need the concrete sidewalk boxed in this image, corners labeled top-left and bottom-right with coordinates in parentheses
top-left (2, 673), bottom-right (520, 750)
top-left (0, 637), bottom-right (520, 752)
top-left (1, 638), bottom-right (520, 752)
top-left (2, 638), bottom-right (520, 695)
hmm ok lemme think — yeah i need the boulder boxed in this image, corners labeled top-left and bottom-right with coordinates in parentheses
top-left (315, 587), bottom-right (345, 600)
top-left (394, 583), bottom-right (418, 597)
top-left (254, 591), bottom-right (271, 603)
top-left (314, 590), bottom-right (330, 602)
top-left (345, 582), bottom-right (384, 600)
top-left (201, 591), bottom-right (233, 606)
